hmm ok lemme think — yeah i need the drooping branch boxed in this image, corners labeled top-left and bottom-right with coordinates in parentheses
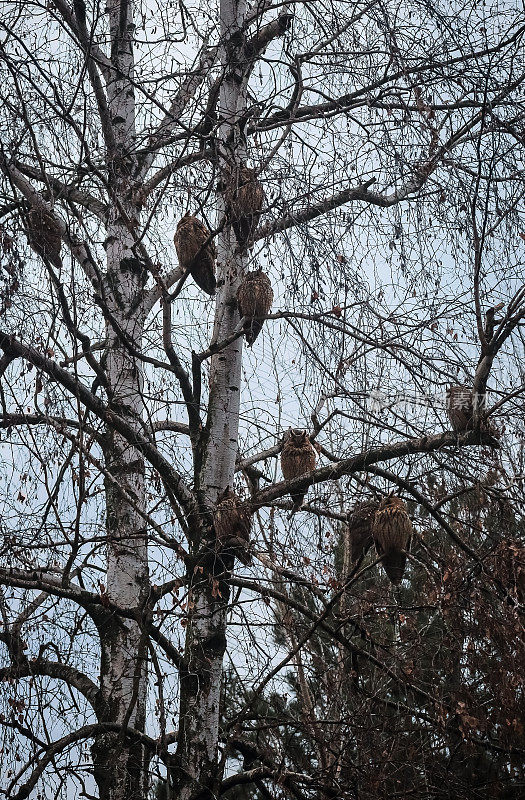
top-left (253, 106), bottom-right (488, 242)
top-left (254, 23), bottom-right (525, 133)
top-left (137, 7), bottom-right (293, 180)
top-left (8, 722), bottom-right (166, 800)
top-left (228, 575), bottom-right (442, 709)
top-left (50, 0), bottom-right (112, 78)
top-left (137, 42), bottom-right (220, 178)
top-left (50, 419), bottom-right (191, 544)
top-left (138, 148), bottom-right (214, 208)
top-left (0, 153), bottom-right (102, 286)
top-left (10, 159), bottom-right (108, 219)
top-left (47, 0), bottom-right (116, 155)
top-left (0, 331), bottom-right (197, 518)
top-left (162, 295), bottom-right (202, 442)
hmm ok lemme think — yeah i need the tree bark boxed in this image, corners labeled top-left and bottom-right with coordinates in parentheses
top-left (91, 2), bottom-right (150, 798)
top-left (171, 1), bottom-right (248, 798)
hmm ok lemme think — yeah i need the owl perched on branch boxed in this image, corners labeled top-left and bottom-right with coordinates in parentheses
top-left (446, 385), bottom-right (474, 431)
top-left (213, 487), bottom-right (252, 565)
top-left (346, 500), bottom-right (380, 563)
top-left (224, 167), bottom-right (264, 248)
top-left (237, 269), bottom-right (273, 345)
top-left (446, 384), bottom-right (501, 444)
top-left (492, 539), bottom-right (525, 603)
top-left (280, 429), bottom-right (316, 511)
top-left (25, 207), bottom-right (62, 269)
top-left (174, 214), bottom-right (216, 295)
top-left (372, 495), bottom-right (412, 585)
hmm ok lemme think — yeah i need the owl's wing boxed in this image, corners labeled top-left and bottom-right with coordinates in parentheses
top-left (374, 537), bottom-right (384, 556)
top-left (209, 234), bottom-right (217, 259)
top-left (193, 219), bottom-right (211, 246)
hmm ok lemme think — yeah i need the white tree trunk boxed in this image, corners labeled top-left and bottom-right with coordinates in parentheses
top-left (172, 1), bottom-right (248, 798)
top-left (201, 0), bottom-right (248, 500)
top-left (91, 2), bottom-right (149, 798)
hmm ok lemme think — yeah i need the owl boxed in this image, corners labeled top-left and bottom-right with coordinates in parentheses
top-left (372, 495), bottom-right (412, 585)
top-left (346, 500), bottom-right (380, 563)
top-left (225, 167), bottom-right (264, 248)
top-left (174, 214), bottom-right (216, 295)
top-left (492, 539), bottom-right (525, 603)
top-left (213, 487), bottom-right (252, 565)
top-left (237, 269), bottom-right (273, 345)
top-left (280, 429), bottom-right (316, 511)
top-left (25, 207), bottom-right (62, 268)
top-left (446, 385), bottom-right (474, 432)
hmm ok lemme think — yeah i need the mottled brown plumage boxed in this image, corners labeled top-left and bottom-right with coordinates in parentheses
top-left (25, 207), bottom-right (62, 268)
top-left (492, 539), bottom-right (525, 602)
top-left (174, 214), bottom-right (216, 295)
top-left (280, 429), bottom-right (316, 511)
top-left (446, 385), bottom-right (474, 432)
top-left (225, 167), bottom-right (264, 248)
top-left (346, 500), bottom-right (380, 563)
top-left (372, 495), bottom-right (412, 585)
top-left (446, 384), bottom-right (501, 442)
top-left (213, 487), bottom-right (252, 565)
top-left (237, 269), bottom-right (273, 345)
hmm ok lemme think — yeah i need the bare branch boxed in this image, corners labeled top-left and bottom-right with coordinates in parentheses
top-left (253, 429), bottom-right (499, 509)
top-left (0, 331), bottom-right (197, 517)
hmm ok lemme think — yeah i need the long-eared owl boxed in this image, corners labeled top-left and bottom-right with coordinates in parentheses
top-left (174, 213), bottom-right (216, 295)
top-left (237, 269), bottom-right (273, 345)
top-left (346, 500), bottom-right (380, 563)
top-left (25, 207), bottom-right (62, 268)
top-left (225, 167), bottom-right (264, 248)
top-left (280, 429), bottom-right (316, 511)
top-left (446, 385), bottom-right (474, 432)
top-left (372, 495), bottom-right (412, 585)
top-left (213, 487), bottom-right (252, 565)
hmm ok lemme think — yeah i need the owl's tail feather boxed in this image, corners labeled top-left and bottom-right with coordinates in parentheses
top-left (244, 318), bottom-right (264, 346)
top-left (33, 248), bottom-right (63, 273)
top-left (381, 550), bottom-right (407, 585)
top-left (290, 492), bottom-right (305, 513)
top-left (190, 265), bottom-right (216, 295)
top-left (236, 547), bottom-right (253, 566)
top-left (233, 215), bottom-right (259, 249)
top-left (223, 536), bottom-right (252, 566)
top-left (48, 252), bottom-right (64, 271)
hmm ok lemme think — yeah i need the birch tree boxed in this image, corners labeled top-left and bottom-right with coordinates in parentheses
top-left (0, 0), bottom-right (524, 798)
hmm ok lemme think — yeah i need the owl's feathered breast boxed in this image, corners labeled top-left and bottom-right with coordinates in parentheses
top-left (174, 216), bottom-right (216, 294)
top-left (446, 385), bottom-right (474, 431)
top-left (175, 219), bottom-right (215, 263)
top-left (236, 181), bottom-right (264, 218)
top-left (373, 502), bottom-right (412, 553)
top-left (214, 494), bottom-right (251, 542)
top-left (237, 272), bottom-right (273, 318)
top-left (26, 208), bottom-right (62, 261)
top-left (226, 170), bottom-right (264, 218)
top-left (281, 440), bottom-right (316, 480)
